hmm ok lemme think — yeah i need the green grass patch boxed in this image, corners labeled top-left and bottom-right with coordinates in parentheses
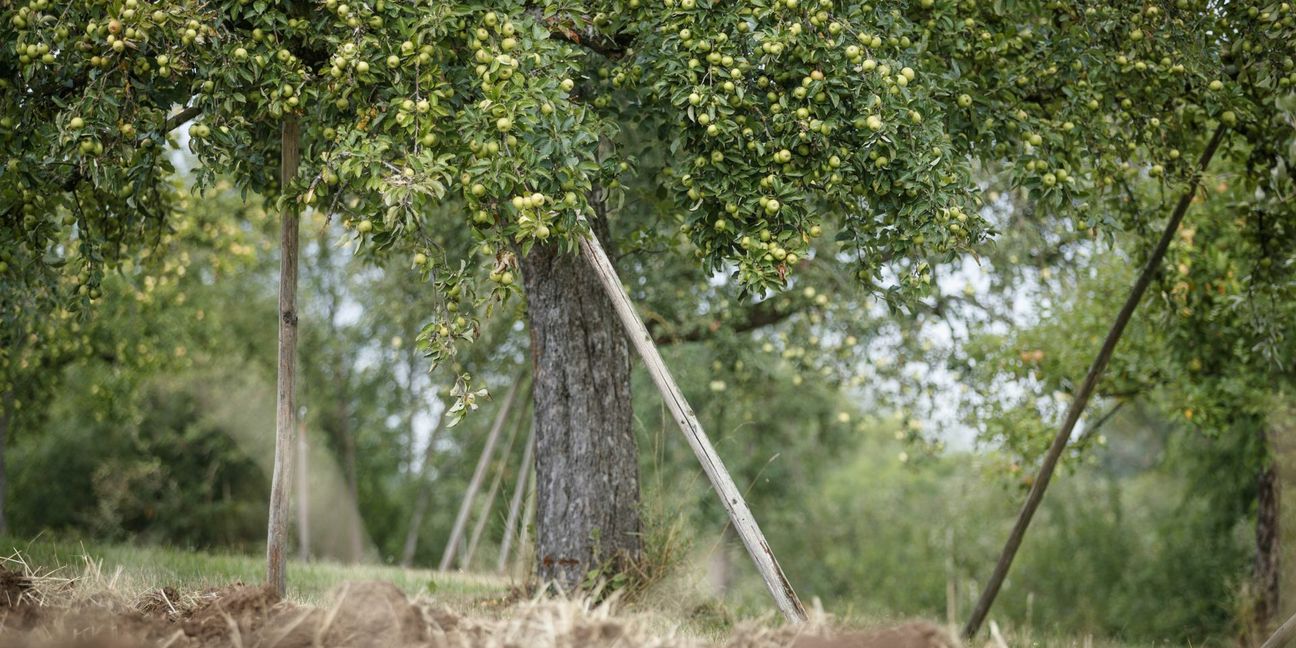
top-left (0, 535), bottom-right (508, 608)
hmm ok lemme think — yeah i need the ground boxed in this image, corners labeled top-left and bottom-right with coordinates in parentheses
top-left (0, 538), bottom-right (1152, 647)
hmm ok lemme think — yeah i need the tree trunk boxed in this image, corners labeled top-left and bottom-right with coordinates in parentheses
top-left (498, 427), bottom-right (536, 573)
top-left (464, 400), bottom-right (527, 570)
top-left (439, 378), bottom-right (522, 571)
top-left (1256, 457), bottom-right (1281, 637)
top-left (400, 405), bottom-right (448, 567)
top-left (521, 214), bottom-right (642, 591)
top-left (266, 117), bottom-right (301, 596)
top-left (0, 389), bottom-right (11, 536)
top-left (578, 230), bottom-right (805, 621)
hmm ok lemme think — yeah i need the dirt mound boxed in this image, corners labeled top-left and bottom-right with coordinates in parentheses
top-left (180, 583), bottom-right (282, 643)
top-left (790, 622), bottom-right (958, 648)
top-left (0, 572), bottom-right (956, 648)
top-left (134, 586), bottom-right (182, 620)
top-left (249, 581), bottom-right (427, 648)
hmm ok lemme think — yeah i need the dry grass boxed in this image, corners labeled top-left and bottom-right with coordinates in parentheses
top-left (0, 547), bottom-right (966, 648)
top-left (0, 540), bottom-right (1159, 648)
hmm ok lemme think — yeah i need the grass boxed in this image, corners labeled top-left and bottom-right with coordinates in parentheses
top-left (0, 535), bottom-right (508, 610)
top-left (0, 535), bottom-right (1167, 647)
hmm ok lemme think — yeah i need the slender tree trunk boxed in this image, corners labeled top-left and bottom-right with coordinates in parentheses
top-left (439, 378), bottom-right (522, 571)
top-left (266, 117), bottom-right (301, 596)
top-left (498, 427), bottom-right (536, 573)
top-left (463, 401), bottom-right (527, 570)
top-left (296, 419), bottom-right (310, 562)
top-left (521, 212), bottom-right (641, 591)
top-left (0, 389), bottom-right (11, 537)
top-left (400, 405), bottom-right (448, 567)
top-left (962, 123), bottom-right (1228, 639)
top-left (1256, 453), bottom-right (1281, 637)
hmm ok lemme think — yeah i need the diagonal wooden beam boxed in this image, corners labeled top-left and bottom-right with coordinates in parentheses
top-left (962, 123), bottom-right (1229, 639)
top-left (579, 232), bottom-right (807, 623)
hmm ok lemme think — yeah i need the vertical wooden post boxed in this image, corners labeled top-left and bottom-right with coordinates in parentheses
top-left (578, 232), bottom-right (808, 623)
top-left (438, 376), bottom-right (522, 571)
top-left (498, 427), bottom-right (536, 573)
top-left (266, 116), bottom-right (301, 596)
top-left (296, 418), bottom-right (310, 562)
top-left (962, 124), bottom-right (1228, 638)
top-left (463, 398), bottom-right (527, 569)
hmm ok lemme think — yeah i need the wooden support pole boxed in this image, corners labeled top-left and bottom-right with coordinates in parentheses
top-left (578, 233), bottom-right (808, 623)
top-left (462, 396), bottom-right (528, 570)
top-left (1262, 611), bottom-right (1296, 648)
top-left (438, 376), bottom-right (523, 571)
top-left (962, 124), bottom-right (1228, 639)
top-left (497, 426), bottom-right (536, 573)
top-left (266, 116), bottom-right (301, 596)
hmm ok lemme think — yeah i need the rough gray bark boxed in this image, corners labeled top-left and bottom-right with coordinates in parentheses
top-left (1256, 457), bottom-right (1281, 636)
top-left (463, 401), bottom-right (528, 569)
top-left (498, 427), bottom-right (536, 573)
top-left (521, 214), bottom-right (641, 591)
top-left (266, 117), bottom-right (301, 596)
top-left (399, 404), bottom-right (449, 567)
top-left (0, 390), bottom-right (11, 536)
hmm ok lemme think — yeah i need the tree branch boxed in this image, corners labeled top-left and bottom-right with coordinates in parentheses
top-left (527, 7), bottom-right (630, 58)
top-left (651, 299), bottom-right (796, 345)
top-left (164, 105), bottom-right (203, 133)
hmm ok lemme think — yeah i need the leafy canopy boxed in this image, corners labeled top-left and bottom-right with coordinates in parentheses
top-left (3, 0), bottom-right (1293, 377)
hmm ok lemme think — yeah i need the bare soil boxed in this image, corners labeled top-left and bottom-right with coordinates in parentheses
top-left (0, 566), bottom-right (956, 648)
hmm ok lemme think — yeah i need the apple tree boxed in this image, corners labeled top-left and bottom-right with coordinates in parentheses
top-left (4, 0), bottom-right (1292, 621)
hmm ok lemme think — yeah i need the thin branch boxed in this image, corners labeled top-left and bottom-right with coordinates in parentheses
top-left (526, 7), bottom-right (630, 58)
top-left (164, 105), bottom-right (203, 133)
top-left (651, 300), bottom-right (796, 345)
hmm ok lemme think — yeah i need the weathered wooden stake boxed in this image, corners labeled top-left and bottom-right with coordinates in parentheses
top-left (498, 427), bottom-right (536, 573)
top-left (962, 124), bottom-right (1228, 638)
top-left (578, 233), bottom-right (807, 623)
top-left (438, 376), bottom-right (522, 571)
top-left (1262, 610), bottom-right (1296, 648)
top-left (266, 117), bottom-right (301, 596)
